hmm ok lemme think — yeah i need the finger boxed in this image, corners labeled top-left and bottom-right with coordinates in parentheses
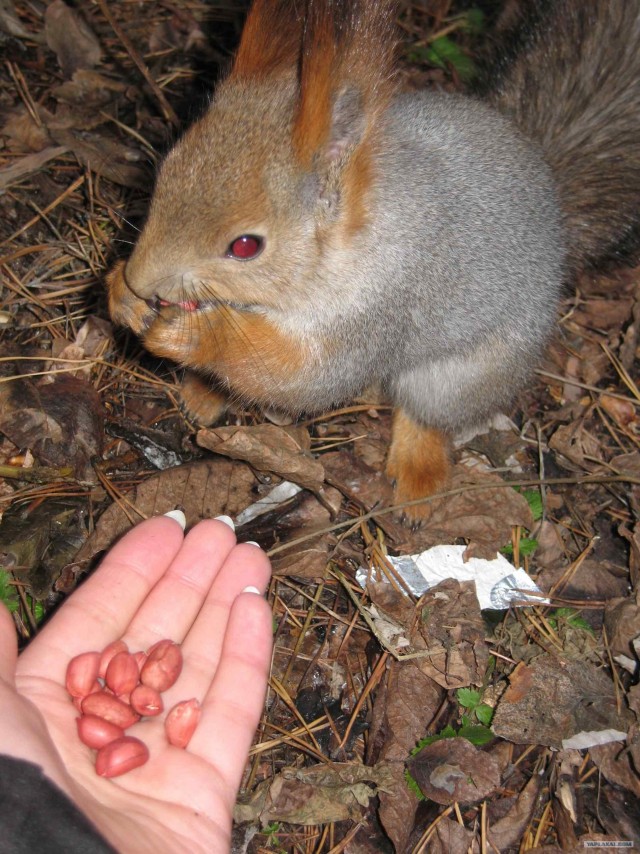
top-left (121, 518), bottom-right (238, 651)
top-left (18, 515), bottom-right (185, 679)
top-left (187, 590), bottom-right (273, 802)
top-left (0, 604), bottom-right (18, 684)
top-left (162, 543), bottom-right (271, 706)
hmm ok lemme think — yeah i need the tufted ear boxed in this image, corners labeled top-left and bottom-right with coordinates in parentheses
top-left (293, 0), bottom-right (398, 168)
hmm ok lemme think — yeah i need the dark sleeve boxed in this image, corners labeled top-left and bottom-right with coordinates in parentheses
top-left (0, 754), bottom-right (118, 853)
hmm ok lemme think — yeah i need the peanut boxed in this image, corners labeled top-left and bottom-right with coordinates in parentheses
top-left (140, 640), bottom-right (183, 692)
top-left (130, 684), bottom-right (163, 716)
top-left (65, 651), bottom-right (101, 698)
top-left (105, 651), bottom-right (139, 696)
top-left (165, 698), bottom-right (201, 749)
top-left (98, 640), bottom-right (129, 680)
top-left (77, 715), bottom-right (125, 749)
top-left (95, 736), bottom-right (149, 778)
top-left (81, 691), bottom-right (140, 729)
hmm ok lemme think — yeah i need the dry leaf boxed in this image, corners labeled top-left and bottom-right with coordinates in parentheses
top-left (198, 424), bottom-right (325, 495)
top-left (234, 762), bottom-right (395, 826)
top-left (414, 579), bottom-right (490, 688)
top-left (66, 459), bottom-right (258, 575)
top-left (0, 374), bottom-right (103, 481)
top-left (408, 737), bottom-right (501, 805)
top-left (493, 655), bottom-right (631, 748)
top-left (395, 466), bottom-right (534, 559)
top-left (44, 0), bottom-right (101, 76)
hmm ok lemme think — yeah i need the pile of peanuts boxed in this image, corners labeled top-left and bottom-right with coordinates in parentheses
top-left (65, 638), bottom-right (201, 778)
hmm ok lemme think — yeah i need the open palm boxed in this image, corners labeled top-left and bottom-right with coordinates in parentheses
top-left (0, 516), bottom-right (272, 853)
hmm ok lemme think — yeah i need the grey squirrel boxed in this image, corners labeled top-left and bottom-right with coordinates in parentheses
top-left (107, 0), bottom-right (640, 520)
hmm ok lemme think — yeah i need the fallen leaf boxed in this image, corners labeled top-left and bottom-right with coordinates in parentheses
top-left (233, 761), bottom-right (395, 826)
top-left (198, 424), bottom-right (325, 496)
top-left (67, 459), bottom-right (258, 575)
top-left (0, 374), bottom-right (104, 481)
top-left (44, 0), bottom-right (101, 76)
top-left (367, 660), bottom-right (443, 852)
top-left (415, 579), bottom-right (490, 689)
top-left (408, 737), bottom-right (501, 805)
top-left (492, 655), bottom-right (632, 748)
top-left (487, 771), bottom-right (543, 851)
top-left (394, 467), bottom-right (534, 559)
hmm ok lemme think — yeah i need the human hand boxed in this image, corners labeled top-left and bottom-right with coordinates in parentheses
top-left (0, 514), bottom-right (272, 853)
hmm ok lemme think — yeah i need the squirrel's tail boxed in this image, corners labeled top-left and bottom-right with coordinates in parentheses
top-left (487, 0), bottom-right (640, 273)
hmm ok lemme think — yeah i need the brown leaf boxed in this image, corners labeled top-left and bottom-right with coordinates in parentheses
top-left (599, 394), bottom-right (637, 428)
top-left (395, 466), bottom-right (534, 559)
top-left (408, 737), bottom-right (501, 805)
top-left (548, 421), bottom-right (602, 470)
top-left (67, 459), bottom-right (258, 574)
top-left (604, 591), bottom-right (640, 660)
top-left (197, 424), bottom-right (325, 495)
top-left (44, 0), bottom-right (101, 77)
top-left (366, 660), bottom-right (442, 851)
top-left (46, 127), bottom-right (148, 187)
top-left (487, 771), bottom-right (543, 851)
top-left (233, 761), bottom-right (396, 826)
top-left (428, 817), bottom-right (475, 854)
top-left (0, 374), bottom-right (103, 481)
top-left (493, 655), bottom-right (632, 748)
top-left (590, 742), bottom-right (640, 798)
top-left (414, 579), bottom-right (490, 689)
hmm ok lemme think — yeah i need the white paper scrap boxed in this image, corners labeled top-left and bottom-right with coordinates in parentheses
top-left (562, 729), bottom-right (627, 750)
top-left (357, 544), bottom-right (549, 610)
top-left (235, 481), bottom-right (303, 525)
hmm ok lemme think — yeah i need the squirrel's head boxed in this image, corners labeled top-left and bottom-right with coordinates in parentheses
top-left (107, 0), bottom-right (398, 405)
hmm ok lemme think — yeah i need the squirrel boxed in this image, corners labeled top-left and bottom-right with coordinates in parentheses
top-left (107, 0), bottom-right (640, 522)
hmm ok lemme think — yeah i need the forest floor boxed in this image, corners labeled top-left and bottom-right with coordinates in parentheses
top-left (0, 1), bottom-right (639, 851)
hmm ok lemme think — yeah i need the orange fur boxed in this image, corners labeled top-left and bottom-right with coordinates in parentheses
top-left (232, 0), bottom-right (302, 80)
top-left (342, 142), bottom-right (373, 237)
top-left (386, 409), bottom-right (451, 521)
top-left (293, 1), bottom-right (398, 165)
top-left (143, 306), bottom-right (310, 411)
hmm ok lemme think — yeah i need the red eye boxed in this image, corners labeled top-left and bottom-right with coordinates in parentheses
top-left (227, 235), bottom-right (263, 260)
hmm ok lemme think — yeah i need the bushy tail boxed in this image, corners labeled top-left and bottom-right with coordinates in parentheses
top-left (487, 0), bottom-right (640, 272)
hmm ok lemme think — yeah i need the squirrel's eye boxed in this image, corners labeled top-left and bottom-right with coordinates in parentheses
top-left (227, 235), bottom-right (264, 260)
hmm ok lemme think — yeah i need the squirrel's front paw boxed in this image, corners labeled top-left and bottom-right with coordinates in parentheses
top-left (386, 412), bottom-right (451, 526)
top-left (178, 372), bottom-right (229, 426)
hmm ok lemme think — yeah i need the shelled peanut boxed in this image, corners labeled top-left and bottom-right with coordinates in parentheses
top-left (66, 639), bottom-right (201, 778)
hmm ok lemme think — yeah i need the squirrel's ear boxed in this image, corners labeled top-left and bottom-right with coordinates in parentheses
top-left (293, 1), bottom-right (398, 168)
top-left (232, 0), bottom-right (302, 79)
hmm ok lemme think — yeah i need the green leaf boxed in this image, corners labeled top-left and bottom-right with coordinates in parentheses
top-left (475, 704), bottom-right (494, 726)
top-left (461, 8), bottom-right (485, 34)
top-left (548, 608), bottom-right (594, 635)
top-left (430, 37), bottom-right (476, 82)
top-left (405, 769), bottom-right (426, 800)
top-left (501, 537), bottom-right (538, 558)
top-left (457, 687), bottom-right (481, 710)
top-left (457, 724), bottom-right (494, 746)
top-left (0, 569), bottom-right (19, 613)
top-left (412, 724), bottom-right (458, 754)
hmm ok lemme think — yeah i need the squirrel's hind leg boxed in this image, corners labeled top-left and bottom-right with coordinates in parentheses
top-left (386, 410), bottom-right (451, 524)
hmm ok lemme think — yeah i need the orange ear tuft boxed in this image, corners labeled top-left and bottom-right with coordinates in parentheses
top-left (293, 0), bottom-right (398, 166)
top-left (232, 0), bottom-right (303, 79)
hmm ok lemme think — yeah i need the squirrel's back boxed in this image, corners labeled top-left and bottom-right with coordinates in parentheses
top-left (487, 0), bottom-right (640, 272)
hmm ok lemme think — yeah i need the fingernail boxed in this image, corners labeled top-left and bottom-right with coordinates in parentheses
top-left (244, 541), bottom-right (260, 548)
top-left (242, 585), bottom-right (261, 595)
top-left (164, 510), bottom-right (186, 530)
top-left (214, 515), bottom-right (235, 531)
